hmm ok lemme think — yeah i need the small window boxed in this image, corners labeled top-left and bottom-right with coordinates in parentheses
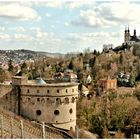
top-left (70, 127), bottom-right (73, 130)
top-left (27, 89), bottom-right (30, 93)
top-left (71, 97), bottom-right (75, 103)
top-left (5, 95), bottom-right (8, 100)
top-left (72, 89), bottom-right (74, 92)
top-left (66, 89), bottom-right (68, 93)
top-left (28, 98), bottom-right (31, 101)
top-left (36, 110), bottom-right (41, 116)
top-left (47, 98), bottom-right (50, 101)
top-left (57, 90), bottom-right (59, 93)
top-left (47, 90), bottom-right (50, 93)
top-left (37, 90), bottom-right (39, 93)
top-left (64, 97), bottom-right (69, 104)
top-left (69, 108), bottom-right (73, 114)
top-left (37, 98), bottom-right (40, 102)
top-left (54, 110), bottom-right (60, 115)
top-left (56, 98), bottom-right (61, 105)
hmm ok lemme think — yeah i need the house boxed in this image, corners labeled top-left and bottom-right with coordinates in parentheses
top-left (98, 78), bottom-right (117, 91)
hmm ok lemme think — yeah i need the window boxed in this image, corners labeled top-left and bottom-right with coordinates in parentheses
top-left (66, 89), bottom-right (68, 93)
top-left (72, 89), bottom-right (74, 92)
top-left (28, 97), bottom-right (31, 101)
top-left (37, 98), bottom-right (40, 102)
top-left (69, 108), bottom-right (73, 114)
top-left (47, 98), bottom-right (50, 101)
top-left (37, 90), bottom-right (39, 93)
top-left (54, 110), bottom-right (60, 115)
top-left (57, 90), bottom-right (59, 93)
top-left (47, 90), bottom-right (50, 93)
top-left (56, 98), bottom-right (61, 105)
top-left (5, 95), bottom-right (8, 100)
top-left (70, 127), bottom-right (73, 130)
top-left (36, 110), bottom-right (41, 116)
top-left (27, 89), bottom-right (30, 93)
top-left (64, 97), bottom-right (69, 104)
top-left (71, 97), bottom-right (75, 103)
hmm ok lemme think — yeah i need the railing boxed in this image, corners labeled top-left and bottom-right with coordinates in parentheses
top-left (0, 108), bottom-right (73, 139)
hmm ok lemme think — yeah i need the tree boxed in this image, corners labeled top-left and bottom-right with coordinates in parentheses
top-left (129, 72), bottom-right (136, 87)
top-left (93, 49), bottom-right (97, 55)
top-left (68, 59), bottom-right (74, 70)
top-left (21, 62), bottom-right (28, 74)
top-left (89, 57), bottom-right (96, 68)
top-left (8, 59), bottom-right (14, 72)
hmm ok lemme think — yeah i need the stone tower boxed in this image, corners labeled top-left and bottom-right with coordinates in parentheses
top-left (12, 76), bottom-right (79, 131)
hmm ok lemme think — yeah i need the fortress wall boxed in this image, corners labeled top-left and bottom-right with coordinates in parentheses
top-left (0, 85), bottom-right (19, 114)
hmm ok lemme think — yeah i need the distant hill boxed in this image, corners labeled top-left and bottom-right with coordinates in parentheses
top-left (0, 49), bottom-right (64, 64)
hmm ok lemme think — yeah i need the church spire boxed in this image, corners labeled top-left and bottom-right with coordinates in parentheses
top-left (134, 28), bottom-right (136, 36)
top-left (128, 26), bottom-right (130, 33)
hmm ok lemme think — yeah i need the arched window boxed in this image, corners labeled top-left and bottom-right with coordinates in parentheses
top-left (37, 98), bottom-right (40, 102)
top-left (66, 89), bottom-right (68, 93)
top-left (57, 89), bottom-right (59, 93)
top-left (64, 97), bottom-right (69, 104)
top-left (27, 89), bottom-right (30, 93)
top-left (28, 97), bottom-right (31, 102)
top-left (47, 90), bottom-right (50, 93)
top-left (72, 89), bottom-right (74, 92)
top-left (56, 98), bottom-right (61, 105)
top-left (71, 97), bottom-right (75, 103)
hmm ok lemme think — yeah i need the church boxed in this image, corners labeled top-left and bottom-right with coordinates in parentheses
top-left (124, 27), bottom-right (140, 45)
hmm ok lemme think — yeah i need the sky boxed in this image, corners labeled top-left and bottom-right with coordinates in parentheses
top-left (0, 1), bottom-right (140, 53)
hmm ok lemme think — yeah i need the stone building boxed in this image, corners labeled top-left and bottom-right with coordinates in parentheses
top-left (0, 76), bottom-right (79, 131)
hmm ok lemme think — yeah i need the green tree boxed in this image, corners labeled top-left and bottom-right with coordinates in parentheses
top-left (8, 59), bottom-right (14, 72)
top-left (21, 62), bottom-right (28, 74)
top-left (129, 72), bottom-right (136, 87)
top-left (68, 59), bottom-right (74, 70)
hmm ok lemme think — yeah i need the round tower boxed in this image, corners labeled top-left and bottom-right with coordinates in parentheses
top-left (19, 78), bottom-right (79, 131)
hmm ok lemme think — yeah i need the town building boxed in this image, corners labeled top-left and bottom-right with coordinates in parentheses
top-left (98, 78), bottom-right (117, 91)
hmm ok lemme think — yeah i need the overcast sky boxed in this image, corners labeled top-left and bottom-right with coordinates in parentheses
top-left (0, 1), bottom-right (140, 53)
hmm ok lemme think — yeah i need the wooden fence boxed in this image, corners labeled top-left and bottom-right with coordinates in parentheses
top-left (0, 108), bottom-right (72, 139)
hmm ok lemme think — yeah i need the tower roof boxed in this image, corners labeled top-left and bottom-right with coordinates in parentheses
top-left (36, 78), bottom-right (47, 85)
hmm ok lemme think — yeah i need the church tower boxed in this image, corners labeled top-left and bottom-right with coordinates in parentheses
top-left (124, 27), bottom-right (130, 44)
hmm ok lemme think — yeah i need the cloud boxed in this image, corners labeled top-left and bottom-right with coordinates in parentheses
top-left (44, 1), bottom-right (63, 8)
top-left (14, 34), bottom-right (33, 41)
top-left (71, 1), bottom-right (140, 28)
top-left (67, 0), bottom-right (94, 9)
top-left (0, 3), bottom-right (41, 21)
top-left (66, 31), bottom-right (123, 51)
top-left (45, 13), bottom-right (52, 18)
top-left (0, 33), bottom-right (10, 41)
top-left (64, 22), bottom-right (70, 27)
